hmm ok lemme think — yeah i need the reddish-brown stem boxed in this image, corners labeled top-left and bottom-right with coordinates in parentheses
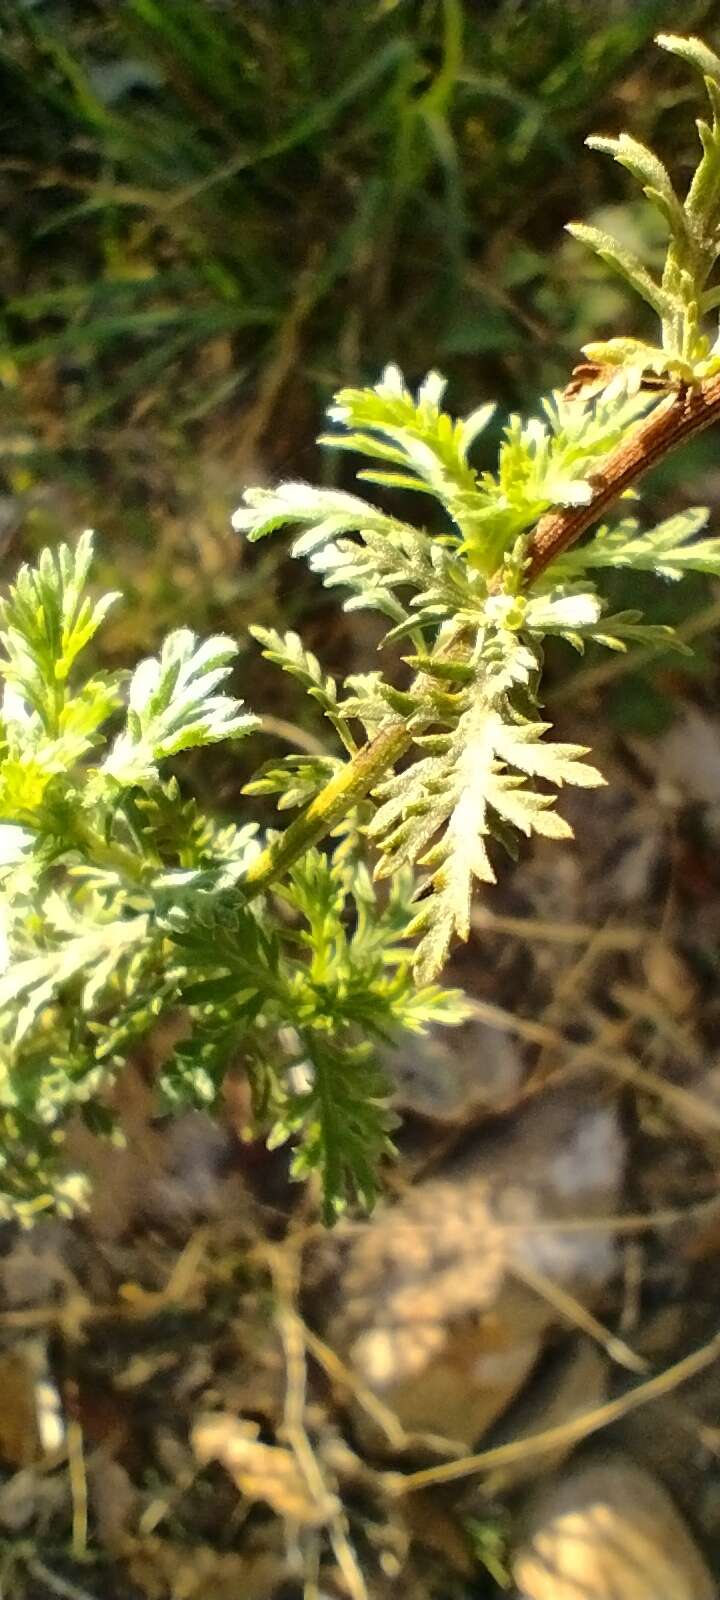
top-left (525, 372), bottom-right (720, 583)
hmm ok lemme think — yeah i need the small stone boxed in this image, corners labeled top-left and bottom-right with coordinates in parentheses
top-left (513, 1451), bottom-right (716, 1600)
top-left (640, 705), bottom-right (720, 806)
top-left (386, 1017), bottom-right (522, 1122)
top-left (324, 1089), bottom-right (624, 1450)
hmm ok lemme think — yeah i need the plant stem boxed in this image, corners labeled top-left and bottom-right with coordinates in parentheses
top-left (243, 717), bottom-right (412, 894)
top-left (525, 371), bottom-right (720, 580)
top-left (245, 372), bottom-right (720, 899)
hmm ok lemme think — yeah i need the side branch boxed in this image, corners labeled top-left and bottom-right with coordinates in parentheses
top-left (243, 719), bottom-right (413, 896)
top-left (245, 374), bottom-right (720, 900)
top-left (243, 623), bottom-right (464, 897)
top-left (525, 371), bottom-right (720, 581)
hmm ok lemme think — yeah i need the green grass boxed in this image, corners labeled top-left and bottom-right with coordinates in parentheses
top-left (3, 0), bottom-right (709, 450)
top-left (0, 0), bottom-right (717, 696)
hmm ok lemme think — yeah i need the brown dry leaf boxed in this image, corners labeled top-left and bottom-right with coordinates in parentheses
top-left (513, 1451), bottom-right (716, 1600)
top-left (191, 1411), bottom-right (337, 1526)
top-left (352, 1294), bottom-right (548, 1452)
top-left (0, 1349), bottom-right (41, 1467)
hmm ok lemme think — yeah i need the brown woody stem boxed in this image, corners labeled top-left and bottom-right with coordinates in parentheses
top-left (525, 371), bottom-right (720, 581)
top-left (245, 372), bottom-right (720, 899)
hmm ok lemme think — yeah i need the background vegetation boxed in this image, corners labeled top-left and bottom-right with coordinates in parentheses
top-left (4, 6), bottom-right (720, 1597)
top-left (2, 0), bottom-right (720, 733)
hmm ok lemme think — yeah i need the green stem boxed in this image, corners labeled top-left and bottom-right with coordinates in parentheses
top-left (243, 717), bottom-right (412, 896)
top-left (244, 616), bottom-right (472, 898)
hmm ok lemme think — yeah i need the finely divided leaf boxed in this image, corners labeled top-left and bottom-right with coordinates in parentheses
top-left (103, 630), bottom-right (258, 788)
